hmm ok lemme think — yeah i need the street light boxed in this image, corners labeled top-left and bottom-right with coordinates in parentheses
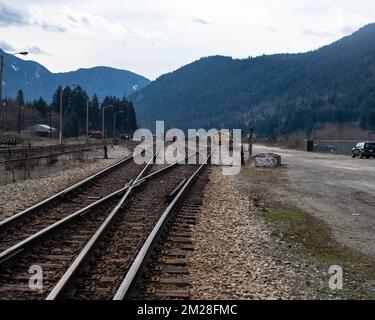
top-left (102, 105), bottom-right (113, 141)
top-left (113, 111), bottom-right (123, 138)
top-left (0, 51), bottom-right (28, 132)
top-left (124, 118), bottom-right (129, 138)
top-left (86, 99), bottom-right (90, 139)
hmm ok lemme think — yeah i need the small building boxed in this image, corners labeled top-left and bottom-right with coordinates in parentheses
top-left (29, 124), bottom-right (56, 137)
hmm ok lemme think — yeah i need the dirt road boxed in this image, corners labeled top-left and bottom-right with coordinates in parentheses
top-left (254, 144), bottom-right (375, 256)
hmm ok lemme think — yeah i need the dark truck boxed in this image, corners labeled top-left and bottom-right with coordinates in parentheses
top-left (352, 142), bottom-right (375, 158)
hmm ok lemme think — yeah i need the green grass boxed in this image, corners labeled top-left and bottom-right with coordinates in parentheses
top-left (265, 206), bottom-right (375, 281)
top-left (265, 208), bottom-right (304, 223)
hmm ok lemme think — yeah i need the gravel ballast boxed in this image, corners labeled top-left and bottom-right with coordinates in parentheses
top-left (0, 145), bottom-right (131, 221)
top-left (187, 167), bottom-right (307, 299)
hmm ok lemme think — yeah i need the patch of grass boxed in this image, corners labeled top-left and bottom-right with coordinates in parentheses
top-left (265, 208), bottom-right (304, 223)
top-left (265, 206), bottom-right (375, 281)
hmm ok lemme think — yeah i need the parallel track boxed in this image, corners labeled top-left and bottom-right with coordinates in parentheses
top-left (0, 159), bottom-right (146, 253)
top-left (0, 145), bottom-right (210, 300)
top-left (53, 164), bottom-right (199, 300)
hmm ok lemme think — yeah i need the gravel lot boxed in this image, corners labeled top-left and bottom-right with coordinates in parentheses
top-left (187, 167), bottom-right (310, 300)
top-left (253, 144), bottom-right (375, 256)
top-left (0, 145), bottom-right (130, 221)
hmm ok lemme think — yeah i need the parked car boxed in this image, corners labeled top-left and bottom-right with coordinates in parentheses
top-left (314, 143), bottom-right (337, 153)
top-left (352, 142), bottom-right (375, 158)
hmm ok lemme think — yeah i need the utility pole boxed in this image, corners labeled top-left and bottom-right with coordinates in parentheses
top-left (59, 87), bottom-right (63, 144)
top-left (18, 103), bottom-right (21, 133)
top-left (86, 99), bottom-right (89, 139)
top-left (124, 118), bottom-right (129, 138)
top-left (49, 108), bottom-right (52, 139)
top-left (0, 55), bottom-right (3, 132)
top-left (3, 100), bottom-right (6, 132)
top-left (248, 128), bottom-right (254, 158)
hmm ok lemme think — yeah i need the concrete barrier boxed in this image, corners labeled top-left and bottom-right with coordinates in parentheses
top-left (255, 153), bottom-right (281, 167)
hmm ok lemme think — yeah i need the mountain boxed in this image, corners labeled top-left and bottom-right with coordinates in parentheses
top-left (131, 24), bottom-right (375, 137)
top-left (0, 50), bottom-right (150, 102)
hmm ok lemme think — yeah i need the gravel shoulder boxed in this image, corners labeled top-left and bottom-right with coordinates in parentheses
top-left (188, 157), bottom-right (375, 299)
top-left (187, 167), bottom-right (311, 299)
top-left (253, 144), bottom-right (375, 257)
top-left (0, 145), bottom-right (131, 221)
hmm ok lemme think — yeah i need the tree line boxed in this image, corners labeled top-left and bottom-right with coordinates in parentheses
top-left (13, 85), bottom-right (137, 138)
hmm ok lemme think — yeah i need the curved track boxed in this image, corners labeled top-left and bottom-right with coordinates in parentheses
top-left (0, 145), bottom-right (210, 300)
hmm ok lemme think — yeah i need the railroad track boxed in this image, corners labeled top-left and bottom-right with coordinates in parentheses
top-left (0, 145), bottom-right (210, 300)
top-left (132, 169), bottom-right (210, 299)
top-left (0, 153), bottom-right (147, 253)
top-left (112, 156), bottom-right (210, 300)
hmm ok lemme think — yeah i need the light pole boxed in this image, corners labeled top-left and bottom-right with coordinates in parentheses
top-left (0, 51), bottom-right (28, 132)
top-left (102, 105), bottom-right (113, 141)
top-left (86, 99), bottom-right (90, 139)
top-left (113, 111), bottom-right (123, 138)
top-left (59, 87), bottom-right (66, 145)
top-left (124, 118), bottom-right (129, 138)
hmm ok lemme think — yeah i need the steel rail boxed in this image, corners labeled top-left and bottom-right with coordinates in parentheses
top-left (0, 148), bottom-right (153, 233)
top-left (46, 151), bottom-right (201, 300)
top-left (133, 146), bottom-right (160, 184)
top-left (0, 182), bottom-right (132, 266)
top-left (0, 147), bottom-right (163, 265)
top-left (113, 153), bottom-right (211, 300)
top-left (0, 165), bottom-right (179, 268)
top-left (45, 149), bottom-right (160, 300)
top-left (0, 156), bottom-right (131, 233)
top-left (0, 151), bottom-right (179, 267)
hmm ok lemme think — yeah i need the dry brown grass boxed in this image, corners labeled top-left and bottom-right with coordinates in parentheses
top-left (312, 123), bottom-right (375, 140)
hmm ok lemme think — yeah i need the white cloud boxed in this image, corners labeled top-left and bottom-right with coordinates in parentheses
top-left (26, 45), bottom-right (49, 55)
top-left (0, 39), bottom-right (15, 51)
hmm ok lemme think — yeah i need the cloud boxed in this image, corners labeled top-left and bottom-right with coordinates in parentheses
top-left (341, 24), bottom-right (358, 35)
top-left (0, 3), bottom-right (65, 32)
top-left (26, 45), bottom-right (49, 56)
top-left (192, 18), bottom-right (210, 25)
top-left (66, 13), bottom-right (89, 25)
top-left (302, 29), bottom-right (334, 37)
top-left (0, 2), bottom-right (27, 26)
top-left (267, 26), bottom-right (278, 33)
top-left (28, 5), bottom-right (66, 33)
top-left (61, 6), bottom-right (127, 37)
top-left (0, 39), bottom-right (16, 51)
top-left (61, 6), bottom-right (163, 44)
top-left (39, 22), bottom-right (66, 33)
top-left (0, 40), bottom-right (49, 56)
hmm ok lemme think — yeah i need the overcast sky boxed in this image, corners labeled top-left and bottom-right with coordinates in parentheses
top-left (0, 0), bottom-right (374, 80)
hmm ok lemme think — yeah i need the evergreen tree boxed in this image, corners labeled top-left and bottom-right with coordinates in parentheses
top-left (16, 90), bottom-right (24, 106)
top-left (16, 89), bottom-right (24, 133)
top-left (90, 94), bottom-right (101, 130)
